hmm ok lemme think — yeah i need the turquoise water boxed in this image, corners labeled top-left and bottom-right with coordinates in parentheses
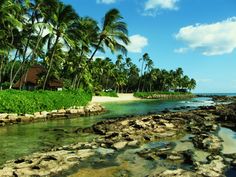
top-left (0, 97), bottom-right (215, 165)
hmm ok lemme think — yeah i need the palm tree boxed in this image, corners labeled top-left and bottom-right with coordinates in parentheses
top-left (138, 53), bottom-right (150, 92)
top-left (43, 2), bottom-right (78, 90)
top-left (188, 78), bottom-right (196, 91)
top-left (88, 8), bottom-right (130, 62)
top-left (0, 0), bottom-right (22, 90)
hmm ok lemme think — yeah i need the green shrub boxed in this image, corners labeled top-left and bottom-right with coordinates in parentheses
top-left (0, 90), bottom-right (92, 114)
top-left (97, 91), bottom-right (118, 97)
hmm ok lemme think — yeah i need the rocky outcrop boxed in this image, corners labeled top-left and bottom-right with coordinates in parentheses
top-left (1, 101), bottom-right (236, 176)
top-left (0, 142), bottom-right (98, 177)
top-left (0, 103), bottom-right (105, 127)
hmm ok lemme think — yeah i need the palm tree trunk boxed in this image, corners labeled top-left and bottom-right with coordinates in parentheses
top-left (9, 50), bottom-right (19, 89)
top-left (137, 60), bottom-right (144, 92)
top-left (43, 35), bottom-right (60, 90)
top-left (88, 38), bottom-right (103, 63)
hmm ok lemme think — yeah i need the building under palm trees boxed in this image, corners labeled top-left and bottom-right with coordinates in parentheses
top-left (13, 65), bottom-right (63, 90)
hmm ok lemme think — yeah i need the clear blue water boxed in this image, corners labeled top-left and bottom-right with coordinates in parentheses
top-left (0, 97), bottom-right (214, 165)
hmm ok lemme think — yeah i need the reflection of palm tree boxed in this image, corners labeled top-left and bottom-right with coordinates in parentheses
top-left (89, 8), bottom-right (130, 62)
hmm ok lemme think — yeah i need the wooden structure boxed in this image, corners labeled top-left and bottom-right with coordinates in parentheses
top-left (13, 65), bottom-right (63, 90)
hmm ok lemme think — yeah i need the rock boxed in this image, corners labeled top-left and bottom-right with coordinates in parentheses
top-left (96, 148), bottom-right (115, 156)
top-left (193, 134), bottom-right (222, 152)
top-left (18, 116), bottom-right (33, 122)
top-left (24, 114), bottom-right (34, 118)
top-left (127, 140), bottom-right (139, 147)
top-left (67, 109), bottom-right (78, 114)
top-left (34, 112), bottom-right (41, 117)
top-left (58, 109), bottom-right (66, 114)
top-left (0, 113), bottom-right (8, 119)
top-left (112, 141), bottom-right (128, 150)
top-left (164, 122), bottom-right (175, 128)
top-left (196, 155), bottom-right (226, 177)
top-left (232, 159), bottom-right (236, 166)
top-left (41, 111), bottom-right (49, 117)
top-left (77, 108), bottom-right (85, 115)
top-left (77, 149), bottom-right (95, 159)
top-left (155, 132), bottom-right (176, 138)
top-left (151, 169), bottom-right (197, 177)
top-left (7, 114), bottom-right (18, 120)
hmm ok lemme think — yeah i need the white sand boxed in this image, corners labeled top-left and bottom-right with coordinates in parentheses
top-left (91, 93), bottom-right (141, 103)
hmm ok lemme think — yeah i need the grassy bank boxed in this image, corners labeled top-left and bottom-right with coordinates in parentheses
top-left (134, 92), bottom-right (195, 99)
top-left (0, 90), bottom-right (92, 114)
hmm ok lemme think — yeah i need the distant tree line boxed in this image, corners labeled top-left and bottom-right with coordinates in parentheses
top-left (91, 53), bottom-right (196, 93)
top-left (0, 0), bottom-right (196, 92)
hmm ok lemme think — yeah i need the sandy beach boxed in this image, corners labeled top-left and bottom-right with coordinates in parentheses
top-left (91, 93), bottom-right (141, 103)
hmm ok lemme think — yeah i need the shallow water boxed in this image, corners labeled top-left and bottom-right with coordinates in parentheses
top-left (70, 134), bottom-right (210, 177)
top-left (218, 127), bottom-right (236, 154)
top-left (0, 97), bottom-right (216, 166)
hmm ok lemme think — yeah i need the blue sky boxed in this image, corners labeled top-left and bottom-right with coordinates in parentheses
top-left (62, 0), bottom-right (236, 93)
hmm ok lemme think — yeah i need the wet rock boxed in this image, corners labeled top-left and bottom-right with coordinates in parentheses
top-left (193, 134), bottom-right (223, 153)
top-left (150, 169), bottom-right (198, 177)
top-left (155, 132), bottom-right (177, 138)
top-left (77, 149), bottom-right (95, 159)
top-left (112, 141), bottom-right (128, 150)
top-left (127, 140), bottom-right (139, 147)
top-left (162, 108), bottom-right (170, 113)
top-left (96, 148), bottom-right (115, 156)
top-left (196, 155), bottom-right (226, 177)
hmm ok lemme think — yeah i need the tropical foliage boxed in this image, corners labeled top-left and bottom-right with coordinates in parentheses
top-left (0, 90), bottom-right (92, 114)
top-left (0, 0), bottom-right (196, 93)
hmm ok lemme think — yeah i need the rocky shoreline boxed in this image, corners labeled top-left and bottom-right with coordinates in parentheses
top-left (0, 103), bottom-right (105, 127)
top-left (0, 99), bottom-right (236, 176)
top-left (137, 93), bottom-right (195, 100)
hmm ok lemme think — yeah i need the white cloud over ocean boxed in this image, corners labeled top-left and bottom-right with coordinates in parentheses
top-left (143, 0), bottom-right (179, 16)
top-left (126, 34), bottom-right (148, 53)
top-left (175, 17), bottom-right (236, 56)
top-left (96, 0), bottom-right (117, 4)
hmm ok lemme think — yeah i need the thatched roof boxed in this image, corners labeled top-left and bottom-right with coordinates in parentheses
top-left (13, 65), bottom-right (63, 89)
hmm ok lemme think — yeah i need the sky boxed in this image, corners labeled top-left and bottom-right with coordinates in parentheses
top-left (61, 0), bottom-right (236, 93)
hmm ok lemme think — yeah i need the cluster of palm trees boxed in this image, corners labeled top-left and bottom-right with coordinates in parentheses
top-left (0, 0), bottom-right (129, 90)
top-left (90, 53), bottom-right (196, 93)
top-left (0, 0), bottom-right (196, 92)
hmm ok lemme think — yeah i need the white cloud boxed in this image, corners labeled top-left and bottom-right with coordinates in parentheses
top-left (174, 47), bottom-right (189, 54)
top-left (143, 0), bottom-right (179, 16)
top-left (145, 0), bottom-right (179, 10)
top-left (175, 17), bottom-right (236, 56)
top-left (96, 0), bottom-right (116, 4)
top-left (126, 34), bottom-right (148, 53)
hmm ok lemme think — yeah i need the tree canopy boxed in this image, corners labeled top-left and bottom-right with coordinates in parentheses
top-left (0, 0), bottom-right (196, 93)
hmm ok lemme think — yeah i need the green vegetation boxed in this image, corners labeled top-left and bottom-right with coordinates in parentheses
top-left (96, 91), bottom-right (118, 97)
top-left (0, 90), bottom-right (92, 114)
top-left (0, 0), bottom-right (196, 94)
top-left (134, 92), bottom-right (194, 99)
